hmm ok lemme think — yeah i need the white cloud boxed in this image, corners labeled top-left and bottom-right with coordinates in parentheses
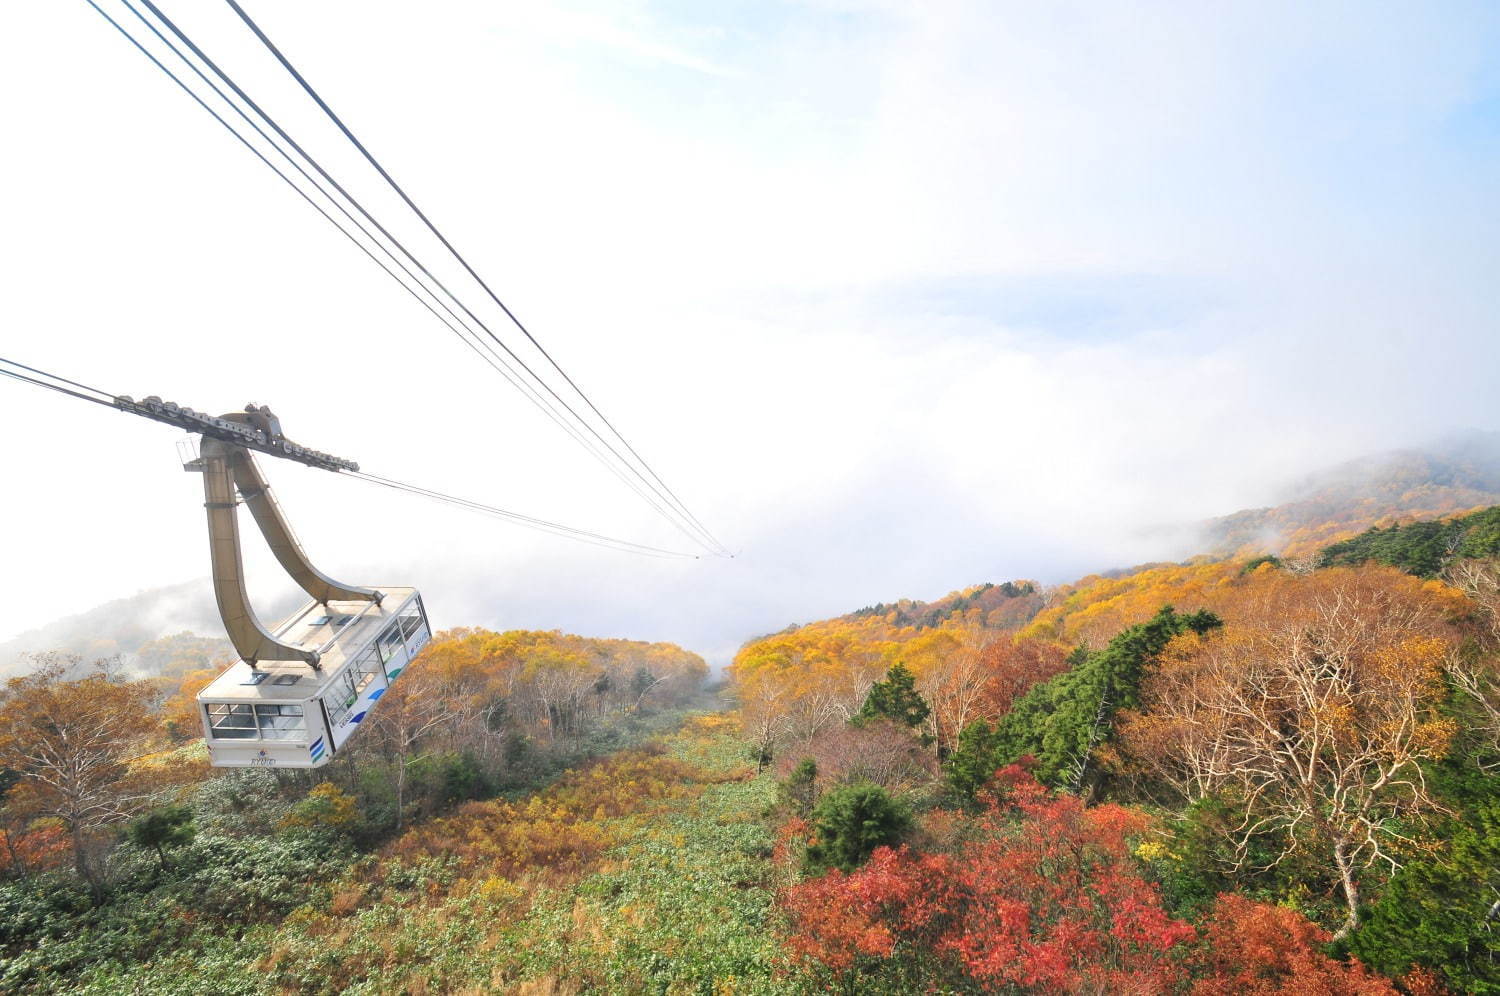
top-left (0, 0), bottom-right (1496, 663)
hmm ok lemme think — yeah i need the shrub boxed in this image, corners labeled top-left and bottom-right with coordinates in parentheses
top-left (281, 782), bottom-right (358, 832)
top-left (777, 717), bottom-right (937, 794)
top-left (782, 767), bottom-right (1195, 991)
top-left (775, 758), bottom-right (819, 818)
top-left (125, 805), bottom-right (195, 871)
top-left (804, 782), bottom-right (911, 873)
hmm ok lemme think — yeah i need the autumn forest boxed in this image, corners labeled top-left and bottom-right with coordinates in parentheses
top-left (4, 496), bottom-right (1500, 993)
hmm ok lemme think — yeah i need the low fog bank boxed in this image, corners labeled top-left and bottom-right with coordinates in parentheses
top-left (1190, 431), bottom-right (1500, 558)
top-left (12, 433), bottom-right (1500, 674)
top-left (0, 580), bottom-right (294, 678)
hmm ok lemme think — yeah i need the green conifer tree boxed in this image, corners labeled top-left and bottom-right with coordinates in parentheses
top-left (1351, 803), bottom-right (1500, 993)
top-left (777, 758), bottom-right (819, 818)
top-left (125, 805), bottom-right (195, 871)
top-left (946, 718), bottom-right (1002, 803)
top-left (984, 605), bottom-right (1222, 791)
top-left (804, 782), bottom-right (912, 873)
top-left (855, 662), bottom-right (930, 730)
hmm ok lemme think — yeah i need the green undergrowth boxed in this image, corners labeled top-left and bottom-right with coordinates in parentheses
top-left (502, 732), bottom-right (791, 994)
top-left (66, 714), bottom-right (797, 995)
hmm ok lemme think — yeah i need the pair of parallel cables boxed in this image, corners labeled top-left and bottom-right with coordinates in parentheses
top-left (0, 355), bottom-right (700, 559)
top-left (67, 0), bottom-right (729, 559)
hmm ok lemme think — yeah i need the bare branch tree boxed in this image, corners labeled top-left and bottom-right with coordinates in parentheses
top-left (1119, 567), bottom-right (1459, 939)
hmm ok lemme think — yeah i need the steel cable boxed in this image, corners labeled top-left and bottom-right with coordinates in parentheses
top-left (222, 0), bottom-right (730, 556)
top-left (0, 355), bottom-right (698, 558)
top-left (134, 0), bottom-right (727, 556)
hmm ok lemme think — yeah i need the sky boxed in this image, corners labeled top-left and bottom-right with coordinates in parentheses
top-left (1, 0), bottom-right (1498, 665)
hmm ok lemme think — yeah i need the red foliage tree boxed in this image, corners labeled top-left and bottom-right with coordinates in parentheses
top-left (780, 846), bottom-right (965, 975)
top-left (974, 636), bottom-right (1071, 718)
top-left (1192, 894), bottom-right (1395, 995)
top-left (779, 766), bottom-right (1196, 991)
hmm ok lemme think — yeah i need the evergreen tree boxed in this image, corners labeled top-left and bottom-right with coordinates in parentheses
top-left (125, 805), bottom-right (195, 871)
top-left (1319, 504), bottom-right (1500, 577)
top-left (1350, 803), bottom-right (1500, 993)
top-left (855, 663), bottom-right (930, 730)
top-left (777, 758), bottom-right (819, 818)
top-left (804, 782), bottom-right (911, 873)
top-left (945, 718), bottom-right (1002, 803)
top-left (985, 606), bottom-right (1222, 790)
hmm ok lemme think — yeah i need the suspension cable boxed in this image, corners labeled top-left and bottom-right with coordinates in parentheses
top-left (103, 0), bottom-right (705, 546)
top-left (0, 365), bottom-right (118, 409)
top-left (129, 0), bottom-right (728, 556)
top-left (345, 472), bottom-right (696, 559)
top-left (221, 0), bottom-right (730, 556)
top-left (0, 355), bottom-right (698, 558)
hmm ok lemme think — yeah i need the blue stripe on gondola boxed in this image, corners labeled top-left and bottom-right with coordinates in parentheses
top-left (350, 711), bottom-right (367, 724)
top-left (369, 687), bottom-right (385, 701)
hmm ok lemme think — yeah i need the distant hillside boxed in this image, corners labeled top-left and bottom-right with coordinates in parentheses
top-left (742, 435), bottom-right (1500, 655)
top-left (1198, 432), bottom-right (1500, 558)
top-left (844, 580), bottom-right (1042, 631)
top-left (0, 579), bottom-right (273, 678)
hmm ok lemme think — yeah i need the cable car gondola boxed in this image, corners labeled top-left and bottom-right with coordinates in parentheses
top-left (0, 367), bottom-right (709, 760)
top-left (158, 401), bottom-right (430, 768)
top-left (197, 587), bottom-right (429, 767)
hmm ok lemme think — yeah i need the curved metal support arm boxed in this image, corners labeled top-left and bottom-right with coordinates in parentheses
top-left (194, 424), bottom-right (379, 667)
top-left (198, 438), bottom-right (318, 666)
top-left (227, 447), bottom-right (380, 606)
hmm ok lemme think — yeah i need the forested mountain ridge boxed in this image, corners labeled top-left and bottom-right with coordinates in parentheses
top-left (728, 503), bottom-right (1500, 992)
top-left (1198, 432), bottom-right (1500, 558)
top-left (1320, 503), bottom-right (1500, 577)
top-left (5, 509), bottom-right (1500, 990)
top-left (844, 580), bottom-right (1042, 630)
top-left (0, 580), bottom-right (237, 678)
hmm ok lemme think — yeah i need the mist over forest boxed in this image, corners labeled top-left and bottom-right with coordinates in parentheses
top-left (10, 432), bottom-right (1498, 676)
top-left (3, 1), bottom-right (1498, 992)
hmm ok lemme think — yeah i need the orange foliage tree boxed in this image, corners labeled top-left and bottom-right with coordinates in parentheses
top-left (1118, 566), bottom-right (1467, 938)
top-left (730, 584), bottom-right (1056, 759)
top-left (1022, 560), bottom-right (1244, 649)
top-left (0, 662), bottom-right (166, 895)
top-left (158, 667), bottom-right (218, 743)
top-left (351, 628), bottom-right (707, 825)
top-left (0, 820), bottom-right (68, 880)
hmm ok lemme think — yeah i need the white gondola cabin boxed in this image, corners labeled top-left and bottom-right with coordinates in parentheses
top-left (197, 588), bottom-right (431, 767)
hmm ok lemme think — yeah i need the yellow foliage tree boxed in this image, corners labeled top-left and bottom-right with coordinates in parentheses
top-left (281, 782), bottom-right (359, 830)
